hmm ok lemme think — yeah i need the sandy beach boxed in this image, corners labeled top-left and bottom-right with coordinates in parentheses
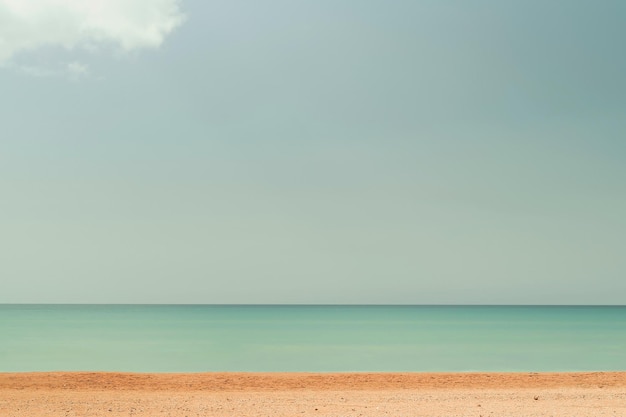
top-left (1, 372), bottom-right (624, 416)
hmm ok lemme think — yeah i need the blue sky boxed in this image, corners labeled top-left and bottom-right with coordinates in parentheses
top-left (1, 0), bottom-right (625, 304)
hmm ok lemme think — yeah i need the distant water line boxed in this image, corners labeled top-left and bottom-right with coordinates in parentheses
top-left (1, 305), bottom-right (625, 372)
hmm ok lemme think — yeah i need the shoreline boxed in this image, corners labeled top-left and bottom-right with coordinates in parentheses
top-left (2, 371), bottom-right (626, 391)
top-left (0, 371), bottom-right (626, 391)
top-left (3, 372), bottom-right (625, 416)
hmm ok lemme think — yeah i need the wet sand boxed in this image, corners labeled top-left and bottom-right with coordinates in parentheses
top-left (1, 372), bottom-right (625, 416)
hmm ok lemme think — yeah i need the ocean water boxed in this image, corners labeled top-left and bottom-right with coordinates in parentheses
top-left (1, 305), bottom-right (625, 372)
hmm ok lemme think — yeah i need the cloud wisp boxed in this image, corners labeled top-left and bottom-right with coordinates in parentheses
top-left (0, 0), bottom-right (185, 75)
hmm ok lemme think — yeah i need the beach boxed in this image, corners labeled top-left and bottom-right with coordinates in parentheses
top-left (1, 372), bottom-right (624, 416)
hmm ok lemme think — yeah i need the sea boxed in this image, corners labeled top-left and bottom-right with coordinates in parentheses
top-left (1, 305), bottom-right (625, 373)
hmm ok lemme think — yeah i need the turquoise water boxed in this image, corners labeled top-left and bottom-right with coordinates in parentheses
top-left (1, 305), bottom-right (625, 372)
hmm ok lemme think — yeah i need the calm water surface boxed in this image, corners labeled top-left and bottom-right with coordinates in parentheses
top-left (1, 305), bottom-right (625, 372)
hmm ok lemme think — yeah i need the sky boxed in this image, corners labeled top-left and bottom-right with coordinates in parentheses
top-left (1, 0), bottom-right (625, 304)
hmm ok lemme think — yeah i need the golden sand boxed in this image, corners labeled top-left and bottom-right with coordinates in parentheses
top-left (1, 372), bottom-right (625, 416)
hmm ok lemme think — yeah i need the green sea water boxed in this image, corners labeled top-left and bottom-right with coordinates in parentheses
top-left (1, 305), bottom-right (625, 372)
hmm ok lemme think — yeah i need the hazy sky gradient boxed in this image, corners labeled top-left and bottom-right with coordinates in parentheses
top-left (1, 0), bottom-right (625, 304)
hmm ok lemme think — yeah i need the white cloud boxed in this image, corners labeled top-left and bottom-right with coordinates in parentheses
top-left (67, 61), bottom-right (88, 79)
top-left (67, 61), bottom-right (88, 75)
top-left (6, 60), bottom-right (89, 79)
top-left (0, 0), bottom-right (185, 66)
top-left (15, 64), bottom-right (57, 77)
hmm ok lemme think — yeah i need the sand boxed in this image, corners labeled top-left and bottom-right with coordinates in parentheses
top-left (1, 372), bottom-right (625, 416)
